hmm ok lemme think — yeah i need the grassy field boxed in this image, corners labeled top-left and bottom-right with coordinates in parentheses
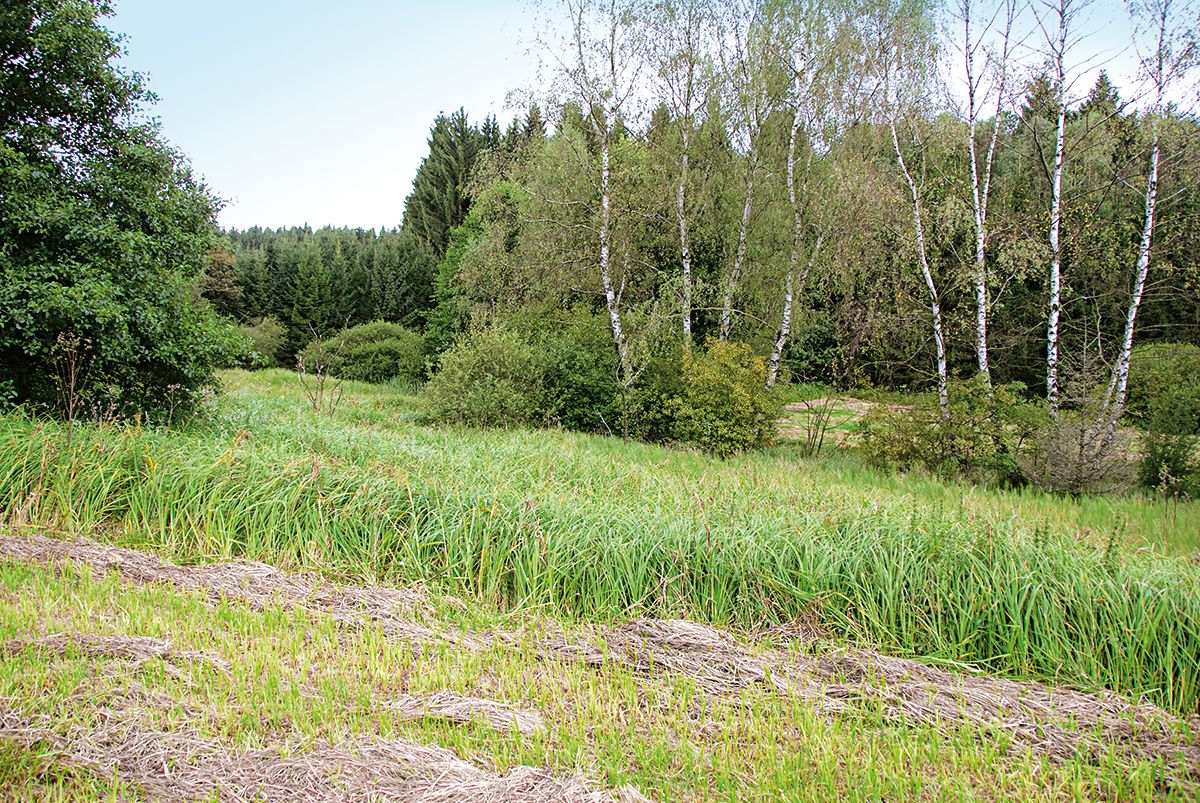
top-left (2, 369), bottom-right (1199, 799)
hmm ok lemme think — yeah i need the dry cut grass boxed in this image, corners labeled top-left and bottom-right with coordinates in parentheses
top-left (2, 530), bottom-right (1198, 801)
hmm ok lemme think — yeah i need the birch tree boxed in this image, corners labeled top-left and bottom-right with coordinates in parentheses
top-left (1099, 0), bottom-right (1197, 436)
top-left (767, 0), bottom-right (850, 386)
top-left (951, 0), bottom-right (1018, 388)
top-left (542, 0), bottom-right (647, 384)
top-left (649, 0), bottom-right (717, 345)
top-left (717, 0), bottom-right (784, 340)
top-left (1034, 0), bottom-right (1091, 415)
top-left (867, 0), bottom-right (950, 417)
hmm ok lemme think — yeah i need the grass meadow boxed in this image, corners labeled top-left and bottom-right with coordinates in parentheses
top-left (2, 369), bottom-right (1199, 800)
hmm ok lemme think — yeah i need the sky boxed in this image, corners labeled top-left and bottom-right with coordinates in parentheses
top-left (110, 1), bottom-right (541, 231)
top-left (108, 0), bottom-right (1145, 232)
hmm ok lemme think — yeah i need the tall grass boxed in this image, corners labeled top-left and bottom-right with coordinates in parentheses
top-left (2, 370), bottom-right (1199, 713)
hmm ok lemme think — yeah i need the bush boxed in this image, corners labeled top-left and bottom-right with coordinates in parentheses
top-left (1139, 385), bottom-right (1200, 498)
top-left (1024, 413), bottom-right (1136, 495)
top-left (530, 319), bottom-right (620, 433)
top-left (622, 347), bottom-right (686, 443)
top-left (422, 328), bottom-right (551, 428)
top-left (301, 322), bottom-right (424, 385)
top-left (1126, 342), bottom-right (1200, 421)
top-left (671, 340), bottom-right (781, 457)
top-left (238, 316), bottom-right (287, 368)
top-left (860, 378), bottom-right (1043, 484)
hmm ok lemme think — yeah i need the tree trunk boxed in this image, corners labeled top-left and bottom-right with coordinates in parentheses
top-left (720, 145), bottom-right (757, 341)
top-left (1045, 22), bottom-right (1068, 416)
top-left (1100, 129), bottom-right (1159, 445)
top-left (676, 127), bottom-right (693, 344)
top-left (597, 134), bottom-right (630, 382)
top-left (891, 121), bottom-right (949, 419)
top-left (769, 112), bottom-right (815, 388)
top-left (967, 103), bottom-right (1000, 387)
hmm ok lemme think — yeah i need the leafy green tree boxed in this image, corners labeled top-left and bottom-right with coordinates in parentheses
top-left (0, 0), bottom-right (242, 417)
top-left (200, 249), bottom-right (243, 318)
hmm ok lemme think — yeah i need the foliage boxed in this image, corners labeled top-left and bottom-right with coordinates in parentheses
top-left (521, 312), bottom-right (621, 434)
top-left (237, 316), bottom-right (287, 368)
top-left (0, 0), bottom-right (243, 419)
top-left (402, 109), bottom-right (499, 259)
top-left (860, 378), bottom-right (1044, 484)
top-left (621, 347), bottom-right (687, 444)
top-left (301, 321), bottom-right (424, 385)
top-left (670, 341), bottom-right (781, 457)
top-left (1139, 384), bottom-right (1200, 498)
top-left (224, 226), bottom-right (437, 361)
top-left (1126, 342), bottom-right (1200, 421)
top-left (422, 328), bottom-right (551, 428)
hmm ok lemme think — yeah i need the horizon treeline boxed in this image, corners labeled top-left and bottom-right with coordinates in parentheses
top-left (208, 0), bottom-right (1199, 401)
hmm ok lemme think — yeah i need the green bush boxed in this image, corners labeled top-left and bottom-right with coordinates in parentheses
top-left (534, 327), bottom-right (620, 434)
top-left (1139, 385), bottom-right (1200, 498)
top-left (1126, 342), bottom-right (1200, 420)
top-left (302, 322), bottom-right (424, 384)
top-left (238, 316), bottom-right (287, 368)
top-left (670, 340), bottom-right (781, 457)
top-left (622, 347), bottom-right (686, 443)
top-left (860, 378), bottom-right (1043, 484)
top-left (422, 328), bottom-right (551, 428)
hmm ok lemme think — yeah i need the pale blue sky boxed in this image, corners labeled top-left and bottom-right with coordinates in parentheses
top-left (111, 1), bottom-right (539, 230)
top-left (109, 1), bottom-right (1143, 231)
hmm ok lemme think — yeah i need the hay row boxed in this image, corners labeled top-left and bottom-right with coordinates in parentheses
top-left (553, 618), bottom-right (1200, 774)
top-left (4, 531), bottom-right (1197, 776)
top-left (0, 705), bottom-right (644, 802)
top-left (2, 632), bottom-right (543, 736)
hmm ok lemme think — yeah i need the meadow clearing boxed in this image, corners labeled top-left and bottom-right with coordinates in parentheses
top-left (2, 370), bottom-right (1198, 800)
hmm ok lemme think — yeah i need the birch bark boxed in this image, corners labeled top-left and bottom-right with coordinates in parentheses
top-left (1045, 1), bottom-right (1069, 416)
top-left (1100, 0), bottom-right (1178, 444)
top-left (891, 120), bottom-right (950, 419)
top-left (719, 150), bottom-right (757, 340)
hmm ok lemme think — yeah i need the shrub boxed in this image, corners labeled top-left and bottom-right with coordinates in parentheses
top-left (531, 320), bottom-right (620, 434)
top-left (238, 316), bottom-right (287, 368)
top-left (301, 322), bottom-right (423, 385)
top-left (860, 378), bottom-right (1043, 484)
top-left (1024, 413), bottom-right (1136, 495)
top-left (1126, 342), bottom-right (1200, 420)
top-left (622, 347), bottom-right (686, 443)
top-left (1139, 385), bottom-right (1200, 498)
top-left (671, 340), bottom-right (781, 457)
top-left (422, 328), bottom-right (551, 428)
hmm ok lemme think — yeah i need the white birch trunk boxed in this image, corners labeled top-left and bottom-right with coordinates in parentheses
top-left (768, 112), bottom-right (814, 387)
top-left (964, 5), bottom-right (989, 385)
top-left (1100, 127), bottom-right (1160, 447)
top-left (1045, 17), bottom-right (1068, 416)
top-left (720, 146), bottom-right (756, 341)
top-left (1101, 0), bottom-right (1173, 440)
top-left (891, 121), bottom-right (950, 419)
top-left (676, 127), bottom-right (693, 344)
top-left (597, 133), bottom-right (630, 380)
top-left (962, 0), bottom-right (1012, 389)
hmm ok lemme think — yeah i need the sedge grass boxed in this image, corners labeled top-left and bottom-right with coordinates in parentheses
top-left (0, 369), bottom-right (1198, 715)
